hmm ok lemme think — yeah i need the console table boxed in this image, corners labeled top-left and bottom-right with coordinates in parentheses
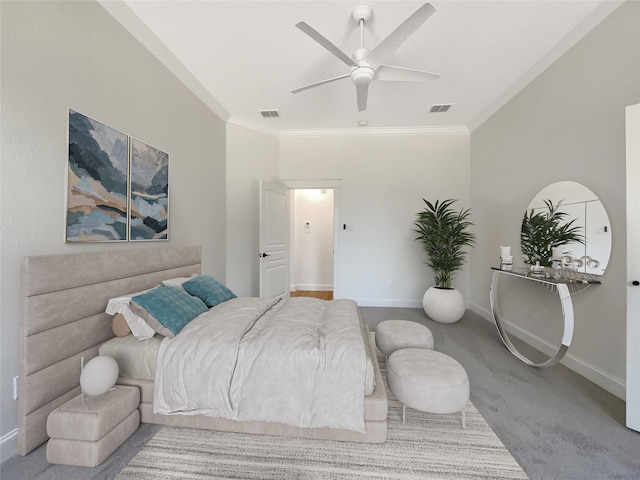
top-left (489, 267), bottom-right (601, 367)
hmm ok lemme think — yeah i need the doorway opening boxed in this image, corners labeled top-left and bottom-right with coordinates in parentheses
top-left (290, 188), bottom-right (335, 300)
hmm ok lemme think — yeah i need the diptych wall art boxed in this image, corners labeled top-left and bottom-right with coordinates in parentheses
top-left (66, 110), bottom-right (169, 242)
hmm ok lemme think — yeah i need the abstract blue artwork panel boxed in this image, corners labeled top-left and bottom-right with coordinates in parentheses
top-left (130, 138), bottom-right (169, 241)
top-left (67, 110), bottom-right (129, 242)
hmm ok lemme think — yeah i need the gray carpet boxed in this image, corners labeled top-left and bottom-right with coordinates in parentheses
top-left (3, 308), bottom-right (640, 479)
top-left (363, 308), bottom-right (640, 480)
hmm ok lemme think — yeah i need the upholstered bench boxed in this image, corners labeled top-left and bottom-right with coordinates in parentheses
top-left (375, 320), bottom-right (434, 356)
top-left (46, 385), bottom-right (140, 467)
top-left (387, 348), bottom-right (469, 427)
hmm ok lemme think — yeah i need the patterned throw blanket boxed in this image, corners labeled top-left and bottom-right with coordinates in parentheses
top-left (153, 297), bottom-right (367, 433)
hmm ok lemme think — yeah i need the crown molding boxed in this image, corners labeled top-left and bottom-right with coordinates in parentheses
top-left (227, 116), bottom-right (280, 137)
top-left (227, 121), bottom-right (469, 138)
top-left (279, 125), bottom-right (469, 137)
top-left (98, 0), bottom-right (230, 123)
top-left (468, 0), bottom-right (625, 132)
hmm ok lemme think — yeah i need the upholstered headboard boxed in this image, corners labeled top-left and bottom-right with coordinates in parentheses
top-left (18, 245), bottom-right (202, 455)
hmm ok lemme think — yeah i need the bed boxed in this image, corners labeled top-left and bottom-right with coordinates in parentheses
top-left (18, 246), bottom-right (387, 456)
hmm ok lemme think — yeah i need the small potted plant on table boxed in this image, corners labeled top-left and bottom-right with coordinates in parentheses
top-left (520, 199), bottom-right (585, 268)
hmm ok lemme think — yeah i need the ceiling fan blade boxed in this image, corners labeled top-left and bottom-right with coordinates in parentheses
top-left (375, 64), bottom-right (441, 82)
top-left (295, 22), bottom-right (358, 68)
top-left (291, 73), bottom-right (351, 94)
top-left (356, 84), bottom-right (368, 112)
top-left (364, 3), bottom-right (436, 69)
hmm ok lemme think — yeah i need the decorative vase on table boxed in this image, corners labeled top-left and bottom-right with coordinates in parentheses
top-left (413, 199), bottom-right (476, 324)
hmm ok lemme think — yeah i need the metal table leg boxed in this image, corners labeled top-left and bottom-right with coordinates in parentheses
top-left (489, 270), bottom-right (574, 367)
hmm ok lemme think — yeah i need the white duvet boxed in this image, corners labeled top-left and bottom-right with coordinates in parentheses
top-left (153, 297), bottom-right (367, 433)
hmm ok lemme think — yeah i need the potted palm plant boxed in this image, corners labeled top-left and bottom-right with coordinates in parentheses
top-left (413, 199), bottom-right (476, 323)
top-left (521, 199), bottom-right (585, 267)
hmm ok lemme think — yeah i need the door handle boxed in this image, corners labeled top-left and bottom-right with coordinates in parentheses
top-left (633, 280), bottom-right (640, 286)
top-left (259, 253), bottom-right (271, 258)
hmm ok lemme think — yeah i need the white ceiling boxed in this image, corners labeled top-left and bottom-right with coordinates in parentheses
top-left (101, 0), bottom-right (622, 135)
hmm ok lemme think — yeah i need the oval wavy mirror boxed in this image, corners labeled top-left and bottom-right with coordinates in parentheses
top-left (521, 181), bottom-right (611, 275)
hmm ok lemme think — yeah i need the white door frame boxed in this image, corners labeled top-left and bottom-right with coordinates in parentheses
top-left (626, 103), bottom-right (640, 432)
top-left (282, 179), bottom-right (341, 298)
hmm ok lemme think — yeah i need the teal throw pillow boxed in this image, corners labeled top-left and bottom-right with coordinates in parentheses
top-left (182, 274), bottom-right (236, 308)
top-left (131, 285), bottom-right (208, 338)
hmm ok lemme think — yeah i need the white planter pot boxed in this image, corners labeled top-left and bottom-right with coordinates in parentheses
top-left (422, 286), bottom-right (466, 324)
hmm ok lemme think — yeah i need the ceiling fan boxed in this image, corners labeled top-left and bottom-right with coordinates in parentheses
top-left (291, 3), bottom-right (441, 112)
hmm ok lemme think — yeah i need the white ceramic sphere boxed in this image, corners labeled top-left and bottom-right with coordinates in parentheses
top-left (80, 355), bottom-right (119, 396)
top-left (422, 286), bottom-right (466, 324)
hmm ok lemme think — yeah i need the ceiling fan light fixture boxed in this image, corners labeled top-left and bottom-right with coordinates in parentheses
top-left (351, 66), bottom-right (374, 86)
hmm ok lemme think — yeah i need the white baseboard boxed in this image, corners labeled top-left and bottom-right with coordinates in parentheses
top-left (469, 303), bottom-right (626, 400)
top-left (1, 428), bottom-right (18, 462)
top-left (293, 284), bottom-right (333, 292)
top-left (353, 298), bottom-right (423, 308)
top-left (355, 299), bottom-right (474, 309)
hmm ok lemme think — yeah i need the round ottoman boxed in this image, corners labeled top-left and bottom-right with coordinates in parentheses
top-left (375, 320), bottom-right (434, 356)
top-left (387, 348), bottom-right (469, 427)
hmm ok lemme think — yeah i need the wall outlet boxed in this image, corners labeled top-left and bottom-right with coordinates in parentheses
top-left (13, 376), bottom-right (19, 400)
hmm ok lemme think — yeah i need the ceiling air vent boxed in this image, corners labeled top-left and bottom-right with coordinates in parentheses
top-left (260, 110), bottom-right (280, 118)
top-left (430, 104), bottom-right (453, 113)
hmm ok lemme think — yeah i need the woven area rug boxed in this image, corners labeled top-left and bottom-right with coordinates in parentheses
top-left (117, 342), bottom-right (526, 480)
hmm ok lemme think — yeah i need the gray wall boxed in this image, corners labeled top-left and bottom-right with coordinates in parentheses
top-left (469, 0), bottom-right (640, 397)
top-left (292, 189), bottom-right (335, 291)
top-left (280, 133), bottom-right (471, 307)
top-left (225, 123), bottom-right (279, 297)
top-left (0, 0), bottom-right (227, 459)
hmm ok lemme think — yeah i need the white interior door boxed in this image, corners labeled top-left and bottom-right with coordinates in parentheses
top-left (259, 181), bottom-right (290, 299)
top-left (627, 103), bottom-right (640, 432)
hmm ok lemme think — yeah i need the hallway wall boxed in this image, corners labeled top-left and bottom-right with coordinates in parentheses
top-left (292, 189), bottom-right (334, 291)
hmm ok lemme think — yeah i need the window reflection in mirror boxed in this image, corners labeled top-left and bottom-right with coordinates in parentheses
top-left (523, 181), bottom-right (611, 275)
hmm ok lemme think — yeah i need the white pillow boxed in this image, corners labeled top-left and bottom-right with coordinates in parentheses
top-left (162, 275), bottom-right (196, 287)
top-left (106, 289), bottom-right (156, 340)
